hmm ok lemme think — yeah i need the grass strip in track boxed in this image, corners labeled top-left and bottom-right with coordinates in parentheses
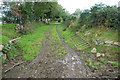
top-left (49, 25), bottom-right (67, 58)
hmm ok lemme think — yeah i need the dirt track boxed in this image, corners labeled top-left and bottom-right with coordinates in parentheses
top-left (2, 25), bottom-right (119, 78)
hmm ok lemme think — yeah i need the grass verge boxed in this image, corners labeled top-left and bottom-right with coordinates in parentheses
top-left (2, 22), bottom-right (48, 61)
top-left (17, 23), bottom-right (49, 60)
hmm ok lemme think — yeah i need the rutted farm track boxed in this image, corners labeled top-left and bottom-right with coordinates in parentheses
top-left (3, 25), bottom-right (66, 78)
top-left (2, 25), bottom-right (119, 78)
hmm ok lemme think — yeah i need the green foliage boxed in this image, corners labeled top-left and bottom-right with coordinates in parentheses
top-left (2, 2), bottom-right (68, 24)
top-left (62, 20), bottom-right (71, 30)
top-left (64, 3), bottom-right (120, 32)
top-left (18, 2), bottom-right (34, 24)
top-left (7, 44), bottom-right (19, 59)
top-left (2, 43), bottom-right (13, 52)
top-left (33, 2), bottom-right (68, 21)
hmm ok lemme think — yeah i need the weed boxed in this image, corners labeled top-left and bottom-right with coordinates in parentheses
top-left (85, 58), bottom-right (101, 69)
top-left (108, 61), bottom-right (120, 67)
top-left (99, 58), bottom-right (106, 64)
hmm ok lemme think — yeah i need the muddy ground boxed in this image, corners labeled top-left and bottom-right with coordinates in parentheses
top-left (2, 26), bottom-right (119, 79)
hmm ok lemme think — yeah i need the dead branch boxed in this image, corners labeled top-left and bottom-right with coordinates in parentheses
top-left (4, 61), bottom-right (26, 73)
top-left (9, 37), bottom-right (21, 43)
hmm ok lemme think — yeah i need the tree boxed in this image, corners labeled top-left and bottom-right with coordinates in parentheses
top-left (67, 3), bottom-right (119, 32)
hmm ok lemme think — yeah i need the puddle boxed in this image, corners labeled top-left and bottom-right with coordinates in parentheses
top-left (56, 51), bottom-right (87, 78)
top-left (56, 60), bottom-right (67, 64)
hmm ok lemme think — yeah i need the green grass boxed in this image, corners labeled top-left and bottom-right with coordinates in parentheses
top-left (1, 36), bottom-right (10, 44)
top-left (17, 23), bottom-right (49, 60)
top-left (1, 22), bottom-right (49, 61)
top-left (58, 25), bottom-right (75, 49)
top-left (98, 29), bottom-right (118, 41)
top-left (2, 24), bottom-right (18, 41)
top-left (82, 27), bottom-right (118, 41)
top-left (2, 23), bottom-right (18, 45)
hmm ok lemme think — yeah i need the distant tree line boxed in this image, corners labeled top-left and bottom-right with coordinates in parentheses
top-left (64, 3), bottom-right (120, 31)
top-left (2, 2), bottom-right (119, 30)
top-left (2, 2), bottom-right (68, 25)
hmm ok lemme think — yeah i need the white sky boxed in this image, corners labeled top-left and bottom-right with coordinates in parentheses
top-left (58, 0), bottom-right (120, 14)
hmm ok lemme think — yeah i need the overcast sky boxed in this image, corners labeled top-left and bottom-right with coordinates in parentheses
top-left (58, 0), bottom-right (120, 14)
